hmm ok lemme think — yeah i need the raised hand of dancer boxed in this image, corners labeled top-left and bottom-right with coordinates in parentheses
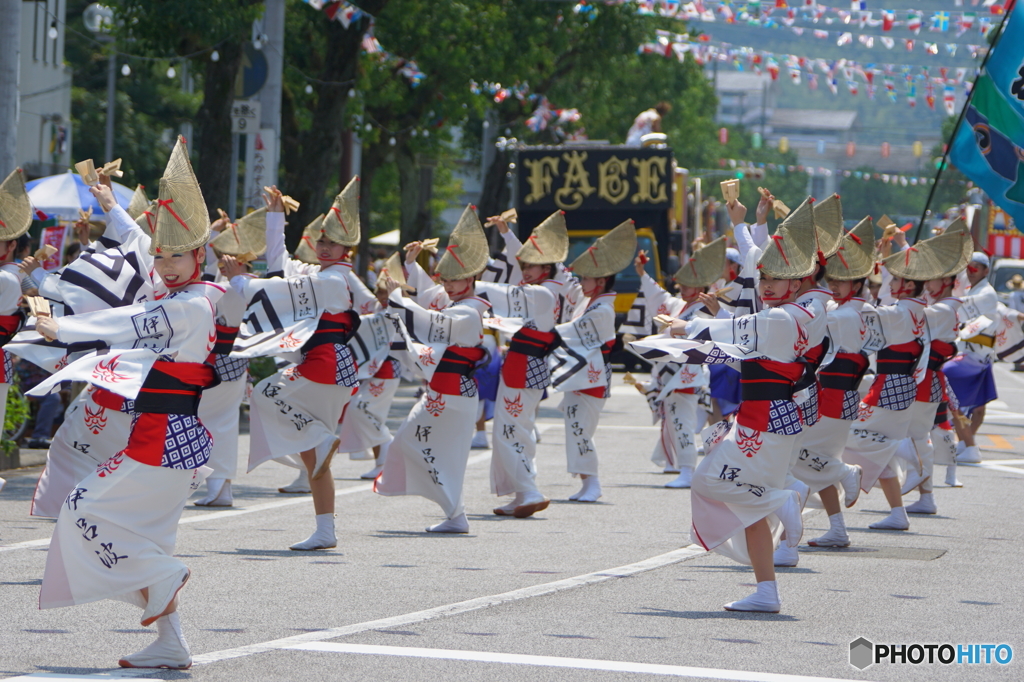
top-left (263, 185), bottom-right (285, 213)
top-left (89, 184), bottom-right (118, 213)
top-left (634, 251), bottom-right (649, 277)
top-left (698, 291), bottom-right (721, 316)
top-left (19, 256), bottom-right (40, 277)
top-left (485, 216), bottom-right (509, 234)
top-left (755, 192), bottom-right (772, 225)
top-left (727, 199), bottom-right (747, 227)
top-left (220, 255), bottom-right (246, 279)
top-left (404, 241), bottom-right (423, 264)
top-left (36, 315), bottom-right (59, 342)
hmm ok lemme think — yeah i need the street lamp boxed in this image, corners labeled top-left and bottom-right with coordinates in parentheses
top-left (83, 3), bottom-right (115, 161)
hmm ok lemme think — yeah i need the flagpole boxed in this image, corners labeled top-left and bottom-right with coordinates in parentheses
top-left (914, 6), bottom-right (1015, 243)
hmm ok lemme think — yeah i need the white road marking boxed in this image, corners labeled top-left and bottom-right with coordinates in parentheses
top-left (181, 545), bottom-right (706, 668)
top-left (0, 451), bottom-right (493, 554)
top-left (962, 461), bottom-right (1024, 476)
top-left (289, 642), bottom-right (877, 682)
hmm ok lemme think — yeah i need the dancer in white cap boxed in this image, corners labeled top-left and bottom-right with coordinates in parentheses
top-left (943, 251), bottom-right (999, 465)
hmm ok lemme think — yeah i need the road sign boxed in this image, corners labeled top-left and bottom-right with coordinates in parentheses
top-left (236, 43), bottom-right (268, 99)
top-left (231, 101), bottom-right (261, 134)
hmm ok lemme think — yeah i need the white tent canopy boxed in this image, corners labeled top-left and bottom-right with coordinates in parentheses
top-left (369, 229), bottom-right (400, 246)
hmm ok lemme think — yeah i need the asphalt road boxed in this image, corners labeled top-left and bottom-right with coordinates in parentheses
top-left (2, 365), bottom-right (1023, 682)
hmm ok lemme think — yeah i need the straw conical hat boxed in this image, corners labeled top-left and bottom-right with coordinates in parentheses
top-left (931, 217), bottom-right (972, 277)
top-left (569, 220), bottom-right (637, 278)
top-left (812, 193), bottom-right (843, 259)
top-left (436, 205), bottom-right (489, 280)
top-left (135, 200), bottom-right (158, 236)
top-left (150, 136), bottom-right (210, 254)
top-left (126, 184), bottom-right (149, 220)
top-left (882, 227), bottom-right (971, 281)
top-left (517, 210), bottom-right (569, 265)
top-left (826, 216), bottom-right (875, 281)
top-left (376, 251), bottom-right (406, 291)
top-left (757, 198), bottom-right (817, 279)
top-left (321, 176), bottom-right (360, 247)
top-left (295, 214), bottom-right (324, 265)
top-left (211, 207), bottom-right (268, 261)
top-left (675, 236), bottom-right (726, 288)
top-left (0, 168), bottom-right (33, 241)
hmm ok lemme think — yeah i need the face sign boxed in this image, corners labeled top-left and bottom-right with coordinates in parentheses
top-left (758, 274), bottom-right (800, 306)
top-left (317, 236), bottom-right (351, 265)
top-left (441, 277), bottom-right (475, 301)
top-left (678, 284), bottom-right (703, 303)
top-left (520, 262), bottom-right (550, 285)
top-left (889, 276), bottom-right (918, 299)
top-left (154, 248), bottom-right (204, 289)
top-left (580, 276), bottom-right (608, 299)
top-left (966, 263), bottom-right (988, 286)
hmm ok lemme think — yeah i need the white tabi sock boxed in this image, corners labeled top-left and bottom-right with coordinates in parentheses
top-left (494, 493), bottom-right (524, 515)
top-left (193, 479), bottom-right (232, 507)
top-left (724, 580), bottom-right (781, 613)
top-left (869, 505), bottom-right (910, 530)
top-left (956, 445), bottom-right (981, 464)
top-left (773, 544), bottom-right (799, 567)
top-left (944, 463), bottom-right (962, 487)
top-left (572, 476), bottom-right (602, 503)
top-left (119, 612), bottom-right (192, 669)
top-left (906, 492), bottom-right (937, 515)
top-left (665, 467), bottom-right (694, 489)
top-left (471, 431), bottom-right (489, 449)
top-left (808, 513), bottom-right (850, 547)
top-left (427, 512), bottom-right (469, 533)
top-left (278, 469), bottom-right (311, 494)
top-left (289, 513), bottom-right (337, 550)
top-left (774, 491), bottom-right (803, 547)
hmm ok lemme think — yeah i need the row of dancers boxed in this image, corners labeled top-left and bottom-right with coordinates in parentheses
top-left (0, 138), bottom-right (1015, 667)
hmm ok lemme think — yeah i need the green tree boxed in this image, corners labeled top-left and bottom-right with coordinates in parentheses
top-left (115, 0), bottom-right (266, 215)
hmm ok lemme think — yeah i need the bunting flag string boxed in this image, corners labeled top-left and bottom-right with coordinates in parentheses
top-left (641, 32), bottom-right (975, 111)
top-left (469, 81), bottom-right (584, 138)
top-left (625, 0), bottom-right (1011, 32)
top-left (718, 157), bottom-right (970, 187)
top-left (299, 1), bottom-right (426, 87)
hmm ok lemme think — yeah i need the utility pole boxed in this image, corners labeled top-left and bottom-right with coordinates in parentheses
top-left (0, 0), bottom-right (20, 172)
top-left (260, 0), bottom-right (284, 188)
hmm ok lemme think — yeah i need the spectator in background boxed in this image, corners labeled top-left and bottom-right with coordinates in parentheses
top-left (1007, 274), bottom-right (1024, 313)
top-left (626, 102), bottom-right (671, 147)
top-left (17, 360), bottom-right (62, 449)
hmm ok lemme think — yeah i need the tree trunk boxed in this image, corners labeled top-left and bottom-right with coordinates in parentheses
top-left (355, 142), bottom-right (386, 279)
top-left (284, 1), bottom-right (388, 250)
top-left (194, 40), bottom-right (244, 218)
top-left (478, 146), bottom-right (513, 250)
top-left (396, 145), bottom-right (420, 246)
top-left (0, 0), bottom-right (19, 174)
